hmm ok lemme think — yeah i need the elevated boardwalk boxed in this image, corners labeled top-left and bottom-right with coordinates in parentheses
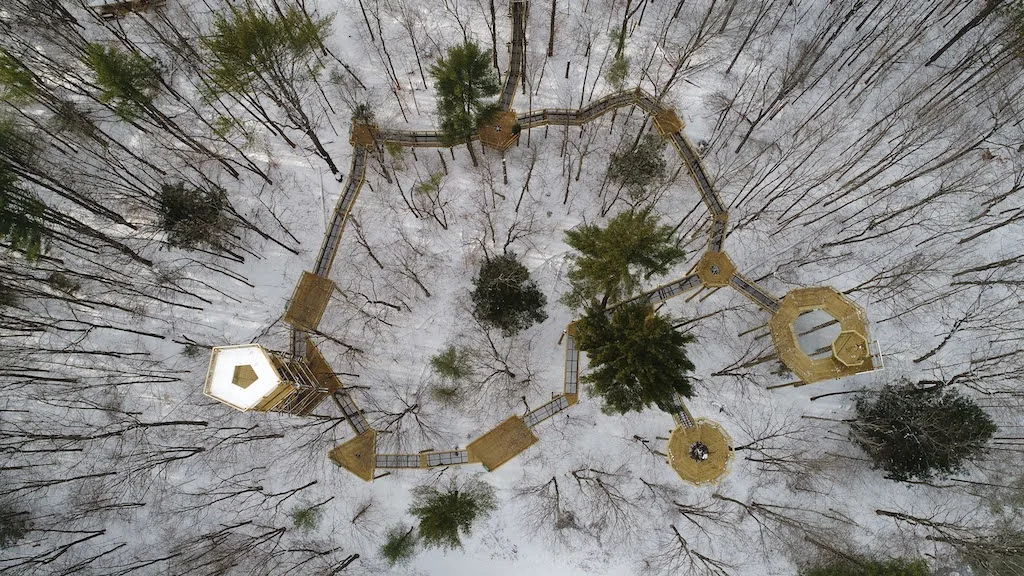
top-left (270, 0), bottom-right (878, 484)
top-left (500, 0), bottom-right (529, 110)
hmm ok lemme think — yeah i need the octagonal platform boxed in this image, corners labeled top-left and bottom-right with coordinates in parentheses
top-left (666, 419), bottom-right (734, 486)
top-left (769, 287), bottom-right (874, 384)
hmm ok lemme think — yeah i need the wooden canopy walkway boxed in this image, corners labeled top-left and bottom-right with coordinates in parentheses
top-left (251, 0), bottom-right (880, 485)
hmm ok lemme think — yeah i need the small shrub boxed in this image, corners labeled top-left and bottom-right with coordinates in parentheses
top-left (51, 101), bottom-right (97, 138)
top-left (289, 505), bottom-right (321, 532)
top-left (46, 272), bottom-right (80, 294)
top-left (415, 172), bottom-right (444, 195)
top-left (380, 524), bottom-right (418, 566)
top-left (430, 346), bottom-right (472, 381)
top-left (352, 102), bottom-right (375, 124)
top-left (385, 142), bottom-right (405, 170)
top-left (182, 344), bottom-right (204, 359)
top-left (0, 284), bottom-right (18, 308)
top-left (0, 507), bottom-right (28, 549)
top-left (430, 384), bottom-right (463, 406)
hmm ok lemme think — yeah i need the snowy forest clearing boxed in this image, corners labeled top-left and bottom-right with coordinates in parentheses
top-left (2, 0), bottom-right (1024, 575)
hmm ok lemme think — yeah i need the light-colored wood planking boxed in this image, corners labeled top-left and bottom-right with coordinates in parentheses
top-left (466, 416), bottom-right (538, 471)
top-left (666, 419), bottom-right (733, 486)
top-left (283, 272), bottom-right (335, 331)
top-left (329, 430), bottom-right (377, 482)
top-left (769, 287), bottom-right (874, 384)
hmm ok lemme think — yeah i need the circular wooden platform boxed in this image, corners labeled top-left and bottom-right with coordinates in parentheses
top-left (666, 419), bottom-right (733, 486)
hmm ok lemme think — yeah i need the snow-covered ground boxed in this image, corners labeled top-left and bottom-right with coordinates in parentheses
top-left (2, 0), bottom-right (1023, 574)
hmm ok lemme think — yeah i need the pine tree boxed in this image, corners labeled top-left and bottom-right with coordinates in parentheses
top-left (408, 478), bottom-right (496, 550)
top-left (288, 504), bottom-right (321, 532)
top-left (0, 122), bottom-right (44, 259)
top-left (84, 43), bottom-right (161, 121)
top-left (379, 524), bottom-right (418, 566)
top-left (605, 54), bottom-right (630, 90)
top-left (157, 182), bottom-right (232, 251)
top-left (203, 4), bottom-right (339, 173)
top-left (851, 382), bottom-right (997, 482)
top-left (563, 207), bottom-right (685, 309)
top-left (0, 505), bottom-right (28, 549)
top-left (575, 300), bottom-right (695, 414)
top-left (471, 253), bottom-right (548, 336)
top-left (608, 133), bottom-right (667, 198)
top-left (803, 557), bottom-right (931, 576)
top-left (430, 42), bottom-right (501, 167)
top-left (430, 345), bottom-right (472, 381)
top-left (0, 50), bottom-right (36, 103)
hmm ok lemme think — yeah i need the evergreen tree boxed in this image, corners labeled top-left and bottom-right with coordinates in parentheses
top-left (288, 504), bottom-right (321, 532)
top-left (429, 42), bottom-right (501, 166)
top-left (0, 122), bottom-right (44, 259)
top-left (157, 182), bottom-right (232, 251)
top-left (608, 133), bottom-right (667, 198)
top-left (0, 50), bottom-right (36, 103)
top-left (851, 383), bottom-right (997, 481)
top-left (470, 253), bottom-right (548, 336)
top-left (430, 345), bottom-right (472, 381)
top-left (379, 524), bottom-right (418, 566)
top-left (0, 506), bottom-right (28, 549)
top-left (605, 54), bottom-right (630, 91)
top-left (563, 207), bottom-right (685, 309)
top-left (408, 478), bottom-right (496, 550)
top-left (203, 4), bottom-right (339, 173)
top-left (575, 300), bottom-right (695, 414)
top-left (0, 164), bottom-right (45, 260)
top-left (84, 43), bottom-right (161, 121)
top-left (803, 557), bottom-right (931, 576)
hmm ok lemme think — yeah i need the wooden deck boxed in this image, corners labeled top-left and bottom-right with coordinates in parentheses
top-left (329, 430), bottom-right (377, 482)
top-left (769, 287), bottom-right (874, 384)
top-left (283, 271), bottom-right (335, 331)
top-left (667, 419), bottom-right (733, 486)
top-left (466, 416), bottom-right (538, 471)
